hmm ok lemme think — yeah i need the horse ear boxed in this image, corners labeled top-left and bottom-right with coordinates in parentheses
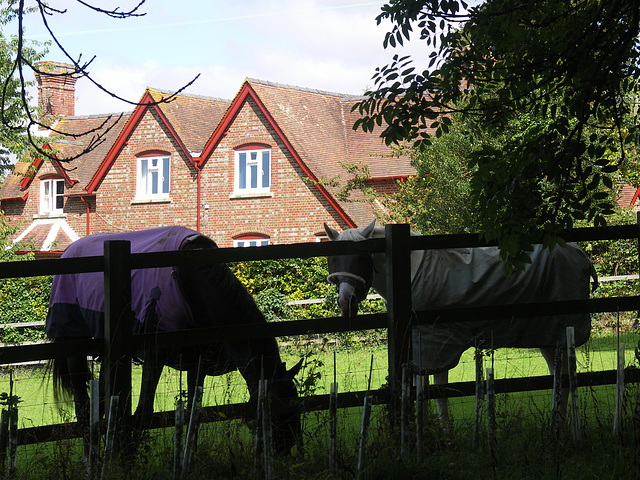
top-left (324, 223), bottom-right (340, 241)
top-left (287, 358), bottom-right (304, 378)
top-left (361, 219), bottom-right (376, 238)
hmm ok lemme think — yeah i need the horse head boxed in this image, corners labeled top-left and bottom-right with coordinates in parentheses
top-left (324, 220), bottom-right (376, 318)
top-left (247, 358), bottom-right (303, 454)
top-left (270, 359), bottom-right (304, 453)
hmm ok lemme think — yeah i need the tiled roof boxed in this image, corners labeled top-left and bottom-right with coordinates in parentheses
top-left (0, 114), bottom-right (131, 200)
top-left (2, 79), bottom-right (416, 229)
top-left (0, 160), bottom-right (30, 200)
top-left (246, 78), bottom-right (415, 225)
top-left (54, 113), bottom-right (131, 194)
top-left (12, 217), bottom-right (79, 253)
top-left (147, 88), bottom-right (230, 154)
top-left (618, 184), bottom-right (640, 208)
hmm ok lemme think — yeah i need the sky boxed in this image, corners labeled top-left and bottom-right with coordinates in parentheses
top-left (14, 0), bottom-right (433, 116)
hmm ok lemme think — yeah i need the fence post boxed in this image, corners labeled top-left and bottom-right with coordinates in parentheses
top-left (566, 326), bottom-right (581, 442)
top-left (103, 240), bottom-right (133, 456)
top-left (385, 224), bottom-right (413, 418)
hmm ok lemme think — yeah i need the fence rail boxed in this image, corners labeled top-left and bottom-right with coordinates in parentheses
top-left (0, 223), bottom-right (639, 448)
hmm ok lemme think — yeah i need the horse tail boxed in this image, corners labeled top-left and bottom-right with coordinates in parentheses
top-left (48, 344), bottom-right (90, 403)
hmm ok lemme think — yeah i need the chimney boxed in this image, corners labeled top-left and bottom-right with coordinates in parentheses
top-left (35, 61), bottom-right (77, 128)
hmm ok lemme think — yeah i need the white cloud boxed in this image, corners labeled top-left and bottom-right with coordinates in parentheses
top-left (29, 0), bottom-right (434, 116)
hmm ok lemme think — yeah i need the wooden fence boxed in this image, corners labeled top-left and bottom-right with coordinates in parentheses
top-left (1, 223), bottom-right (640, 448)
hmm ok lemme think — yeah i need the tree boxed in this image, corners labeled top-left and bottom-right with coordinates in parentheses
top-left (354, 0), bottom-right (640, 268)
top-left (372, 115), bottom-right (480, 234)
top-left (0, 0), bottom-right (198, 164)
top-left (0, 2), bottom-right (46, 174)
top-left (0, 217), bottom-right (50, 343)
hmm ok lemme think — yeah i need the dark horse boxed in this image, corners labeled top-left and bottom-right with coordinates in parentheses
top-left (46, 226), bottom-right (301, 457)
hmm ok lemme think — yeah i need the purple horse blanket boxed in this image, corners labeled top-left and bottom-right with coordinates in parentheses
top-left (46, 226), bottom-right (213, 340)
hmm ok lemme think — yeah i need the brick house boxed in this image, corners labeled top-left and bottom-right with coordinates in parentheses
top-left (0, 62), bottom-right (414, 255)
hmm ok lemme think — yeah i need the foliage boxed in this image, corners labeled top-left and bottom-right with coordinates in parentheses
top-left (355, 0), bottom-right (640, 270)
top-left (231, 257), bottom-right (385, 328)
top-left (582, 208), bottom-right (638, 279)
top-left (255, 288), bottom-right (293, 322)
top-left (0, 2), bottom-right (47, 174)
top-left (230, 257), bottom-right (330, 300)
top-left (372, 115), bottom-right (481, 234)
top-left (0, 219), bottom-right (50, 343)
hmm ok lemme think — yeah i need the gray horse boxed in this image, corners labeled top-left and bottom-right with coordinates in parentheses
top-left (324, 220), bottom-right (597, 423)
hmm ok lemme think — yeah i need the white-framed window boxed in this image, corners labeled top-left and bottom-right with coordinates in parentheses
top-left (137, 155), bottom-right (170, 199)
top-left (234, 236), bottom-right (270, 247)
top-left (40, 178), bottom-right (65, 214)
top-left (234, 148), bottom-right (270, 194)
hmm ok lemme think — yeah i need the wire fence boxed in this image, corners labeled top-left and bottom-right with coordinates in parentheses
top-left (0, 224), bottom-right (639, 458)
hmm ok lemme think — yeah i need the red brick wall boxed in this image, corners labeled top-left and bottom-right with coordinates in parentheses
top-left (35, 62), bottom-right (77, 122)
top-left (199, 98), bottom-right (344, 246)
top-left (91, 108), bottom-right (199, 234)
top-left (1, 160), bottom-right (88, 244)
top-left (3, 98), bottom-right (354, 248)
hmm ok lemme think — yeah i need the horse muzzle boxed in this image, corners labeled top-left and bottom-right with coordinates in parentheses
top-left (336, 282), bottom-right (360, 318)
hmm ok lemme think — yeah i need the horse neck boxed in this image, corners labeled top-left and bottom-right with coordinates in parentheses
top-left (371, 249), bottom-right (424, 300)
top-left (238, 339), bottom-right (284, 399)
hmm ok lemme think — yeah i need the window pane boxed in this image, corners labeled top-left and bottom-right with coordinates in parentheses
top-left (250, 164), bottom-right (258, 189)
top-left (140, 159), bottom-right (148, 195)
top-left (239, 153), bottom-right (246, 189)
top-left (262, 151), bottom-right (270, 188)
top-left (151, 171), bottom-right (158, 195)
top-left (43, 181), bottom-right (51, 212)
top-left (162, 157), bottom-right (170, 193)
top-left (56, 180), bottom-right (64, 195)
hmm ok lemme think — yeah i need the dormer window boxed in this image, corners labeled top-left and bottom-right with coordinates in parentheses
top-left (137, 154), bottom-right (170, 200)
top-left (234, 146), bottom-right (271, 195)
top-left (40, 178), bottom-right (64, 214)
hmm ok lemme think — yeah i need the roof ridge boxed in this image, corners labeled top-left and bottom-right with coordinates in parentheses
top-left (148, 87), bottom-right (231, 103)
top-left (246, 77), bottom-right (359, 99)
top-left (64, 112), bottom-right (132, 120)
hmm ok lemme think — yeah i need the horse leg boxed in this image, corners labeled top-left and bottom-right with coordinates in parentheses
top-left (433, 370), bottom-right (451, 426)
top-left (133, 354), bottom-right (164, 432)
top-left (540, 346), bottom-right (568, 421)
top-left (65, 356), bottom-right (91, 460)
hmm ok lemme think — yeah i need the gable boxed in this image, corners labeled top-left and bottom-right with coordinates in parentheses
top-left (86, 90), bottom-right (230, 194)
top-left (199, 79), bottom-right (415, 227)
top-left (200, 81), bottom-right (360, 226)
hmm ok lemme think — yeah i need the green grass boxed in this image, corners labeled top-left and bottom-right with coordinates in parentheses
top-left (1, 331), bottom-right (635, 428)
top-left (1, 330), bottom-right (638, 478)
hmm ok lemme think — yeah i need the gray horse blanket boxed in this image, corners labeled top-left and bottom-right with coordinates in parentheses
top-left (411, 243), bottom-right (595, 374)
top-left (46, 226), bottom-right (213, 340)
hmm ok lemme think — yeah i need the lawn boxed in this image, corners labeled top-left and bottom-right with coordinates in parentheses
top-left (1, 330), bottom-right (638, 479)
top-left (2, 330), bottom-right (635, 429)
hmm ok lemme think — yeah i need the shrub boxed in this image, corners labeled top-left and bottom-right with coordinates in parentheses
top-left (0, 220), bottom-right (51, 343)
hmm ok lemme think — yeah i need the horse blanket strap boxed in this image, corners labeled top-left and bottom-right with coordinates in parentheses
top-left (46, 226), bottom-right (205, 339)
top-left (136, 286), bottom-right (163, 335)
top-left (411, 243), bottom-right (594, 374)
